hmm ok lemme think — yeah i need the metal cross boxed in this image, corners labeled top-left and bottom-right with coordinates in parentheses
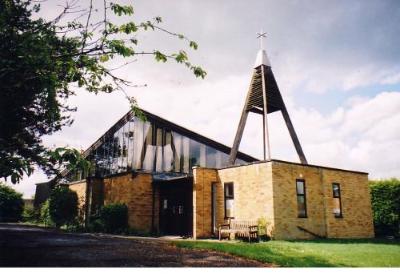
top-left (256, 31), bottom-right (267, 50)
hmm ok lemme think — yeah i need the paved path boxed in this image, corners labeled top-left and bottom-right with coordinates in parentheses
top-left (0, 223), bottom-right (267, 267)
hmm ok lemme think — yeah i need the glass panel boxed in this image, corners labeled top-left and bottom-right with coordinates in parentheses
top-left (182, 135), bottom-right (190, 173)
top-left (133, 118), bottom-right (150, 169)
top-left (225, 199), bottom-right (234, 218)
top-left (296, 180), bottom-right (304, 195)
top-left (225, 184), bottom-right (233, 197)
top-left (189, 139), bottom-right (201, 169)
top-left (200, 144), bottom-right (206, 167)
top-left (333, 184), bottom-right (340, 198)
top-left (163, 131), bottom-right (173, 172)
top-left (297, 196), bottom-right (306, 217)
top-left (216, 151), bottom-right (222, 168)
top-left (155, 128), bottom-right (163, 172)
top-left (206, 146), bottom-right (217, 168)
top-left (142, 123), bottom-right (155, 171)
top-left (172, 132), bottom-right (182, 172)
top-left (126, 119), bottom-right (134, 169)
top-left (333, 198), bottom-right (341, 216)
top-left (64, 112), bottom-right (256, 183)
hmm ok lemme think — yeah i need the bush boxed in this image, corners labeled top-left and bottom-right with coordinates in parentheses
top-left (369, 178), bottom-right (400, 237)
top-left (48, 187), bottom-right (78, 228)
top-left (40, 200), bottom-right (53, 227)
top-left (22, 205), bottom-right (41, 223)
top-left (99, 203), bottom-right (128, 233)
top-left (0, 183), bottom-right (24, 222)
top-left (257, 216), bottom-right (270, 241)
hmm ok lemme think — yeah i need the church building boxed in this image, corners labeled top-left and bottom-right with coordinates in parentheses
top-left (35, 40), bottom-right (374, 240)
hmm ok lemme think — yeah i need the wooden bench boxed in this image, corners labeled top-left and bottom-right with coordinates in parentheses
top-left (218, 220), bottom-right (259, 242)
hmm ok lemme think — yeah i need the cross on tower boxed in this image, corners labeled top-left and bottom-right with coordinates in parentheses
top-left (256, 31), bottom-right (267, 50)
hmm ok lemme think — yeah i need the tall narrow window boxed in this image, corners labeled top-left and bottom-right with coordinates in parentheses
top-left (332, 183), bottom-right (343, 218)
top-left (224, 183), bottom-right (234, 219)
top-left (296, 179), bottom-right (307, 218)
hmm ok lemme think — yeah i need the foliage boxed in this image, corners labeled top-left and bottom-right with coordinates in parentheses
top-left (48, 186), bottom-right (78, 228)
top-left (257, 216), bottom-right (270, 239)
top-left (40, 200), bottom-right (53, 227)
top-left (22, 205), bottom-right (41, 223)
top-left (99, 203), bottom-right (128, 233)
top-left (175, 238), bottom-right (400, 267)
top-left (0, 0), bottom-right (206, 184)
top-left (0, 182), bottom-right (24, 222)
top-left (369, 178), bottom-right (400, 237)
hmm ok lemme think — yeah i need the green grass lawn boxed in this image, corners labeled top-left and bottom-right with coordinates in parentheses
top-left (175, 238), bottom-right (400, 267)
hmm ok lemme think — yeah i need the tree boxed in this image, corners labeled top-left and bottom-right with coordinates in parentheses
top-left (0, 0), bottom-right (206, 183)
top-left (0, 182), bottom-right (24, 222)
top-left (48, 186), bottom-right (78, 228)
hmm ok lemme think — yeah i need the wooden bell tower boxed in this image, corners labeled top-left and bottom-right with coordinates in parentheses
top-left (228, 33), bottom-right (307, 165)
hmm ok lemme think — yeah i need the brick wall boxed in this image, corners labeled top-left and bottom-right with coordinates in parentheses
top-left (322, 169), bottom-right (374, 238)
top-left (103, 172), bottom-right (157, 233)
top-left (271, 161), bottom-right (374, 239)
top-left (192, 167), bottom-right (218, 238)
top-left (68, 180), bottom-right (87, 220)
top-left (193, 161), bottom-right (374, 240)
top-left (193, 163), bottom-right (274, 239)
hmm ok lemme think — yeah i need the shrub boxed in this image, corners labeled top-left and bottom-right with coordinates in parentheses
top-left (48, 186), bottom-right (78, 228)
top-left (22, 205), bottom-right (41, 223)
top-left (369, 178), bottom-right (400, 237)
top-left (257, 216), bottom-right (270, 241)
top-left (40, 200), bottom-right (53, 227)
top-left (99, 203), bottom-right (128, 233)
top-left (0, 183), bottom-right (24, 222)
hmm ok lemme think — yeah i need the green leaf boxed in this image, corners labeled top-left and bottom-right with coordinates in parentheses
top-left (119, 22), bottom-right (138, 34)
top-left (110, 3), bottom-right (134, 16)
top-left (154, 51), bottom-right (167, 62)
top-left (191, 66), bottom-right (207, 79)
top-left (99, 55), bottom-right (109, 62)
top-left (189, 41), bottom-right (198, 50)
top-left (174, 50), bottom-right (188, 63)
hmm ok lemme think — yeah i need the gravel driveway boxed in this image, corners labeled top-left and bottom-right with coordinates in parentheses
top-left (0, 223), bottom-right (268, 267)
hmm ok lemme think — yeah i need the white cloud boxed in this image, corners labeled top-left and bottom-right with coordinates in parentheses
top-left (381, 72), bottom-right (400, 85)
top-left (294, 91), bottom-right (400, 178)
top-left (7, 0), bottom-right (400, 197)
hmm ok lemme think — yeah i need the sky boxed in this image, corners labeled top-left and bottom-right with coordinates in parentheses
top-left (8, 0), bottom-right (400, 197)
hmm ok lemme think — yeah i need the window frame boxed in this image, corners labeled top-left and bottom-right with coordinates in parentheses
top-left (332, 182), bottom-right (343, 218)
top-left (296, 179), bottom-right (307, 218)
top-left (224, 182), bottom-right (234, 219)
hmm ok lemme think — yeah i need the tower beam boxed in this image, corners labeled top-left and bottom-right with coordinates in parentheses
top-left (228, 33), bottom-right (308, 165)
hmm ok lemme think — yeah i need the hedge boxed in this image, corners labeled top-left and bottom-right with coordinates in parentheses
top-left (99, 203), bottom-right (128, 233)
top-left (48, 186), bottom-right (78, 228)
top-left (0, 183), bottom-right (24, 222)
top-left (369, 178), bottom-right (400, 237)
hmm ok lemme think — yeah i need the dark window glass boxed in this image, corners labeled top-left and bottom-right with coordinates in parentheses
top-left (332, 183), bottom-right (342, 218)
top-left (224, 183), bottom-right (234, 218)
top-left (296, 179), bottom-right (307, 218)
